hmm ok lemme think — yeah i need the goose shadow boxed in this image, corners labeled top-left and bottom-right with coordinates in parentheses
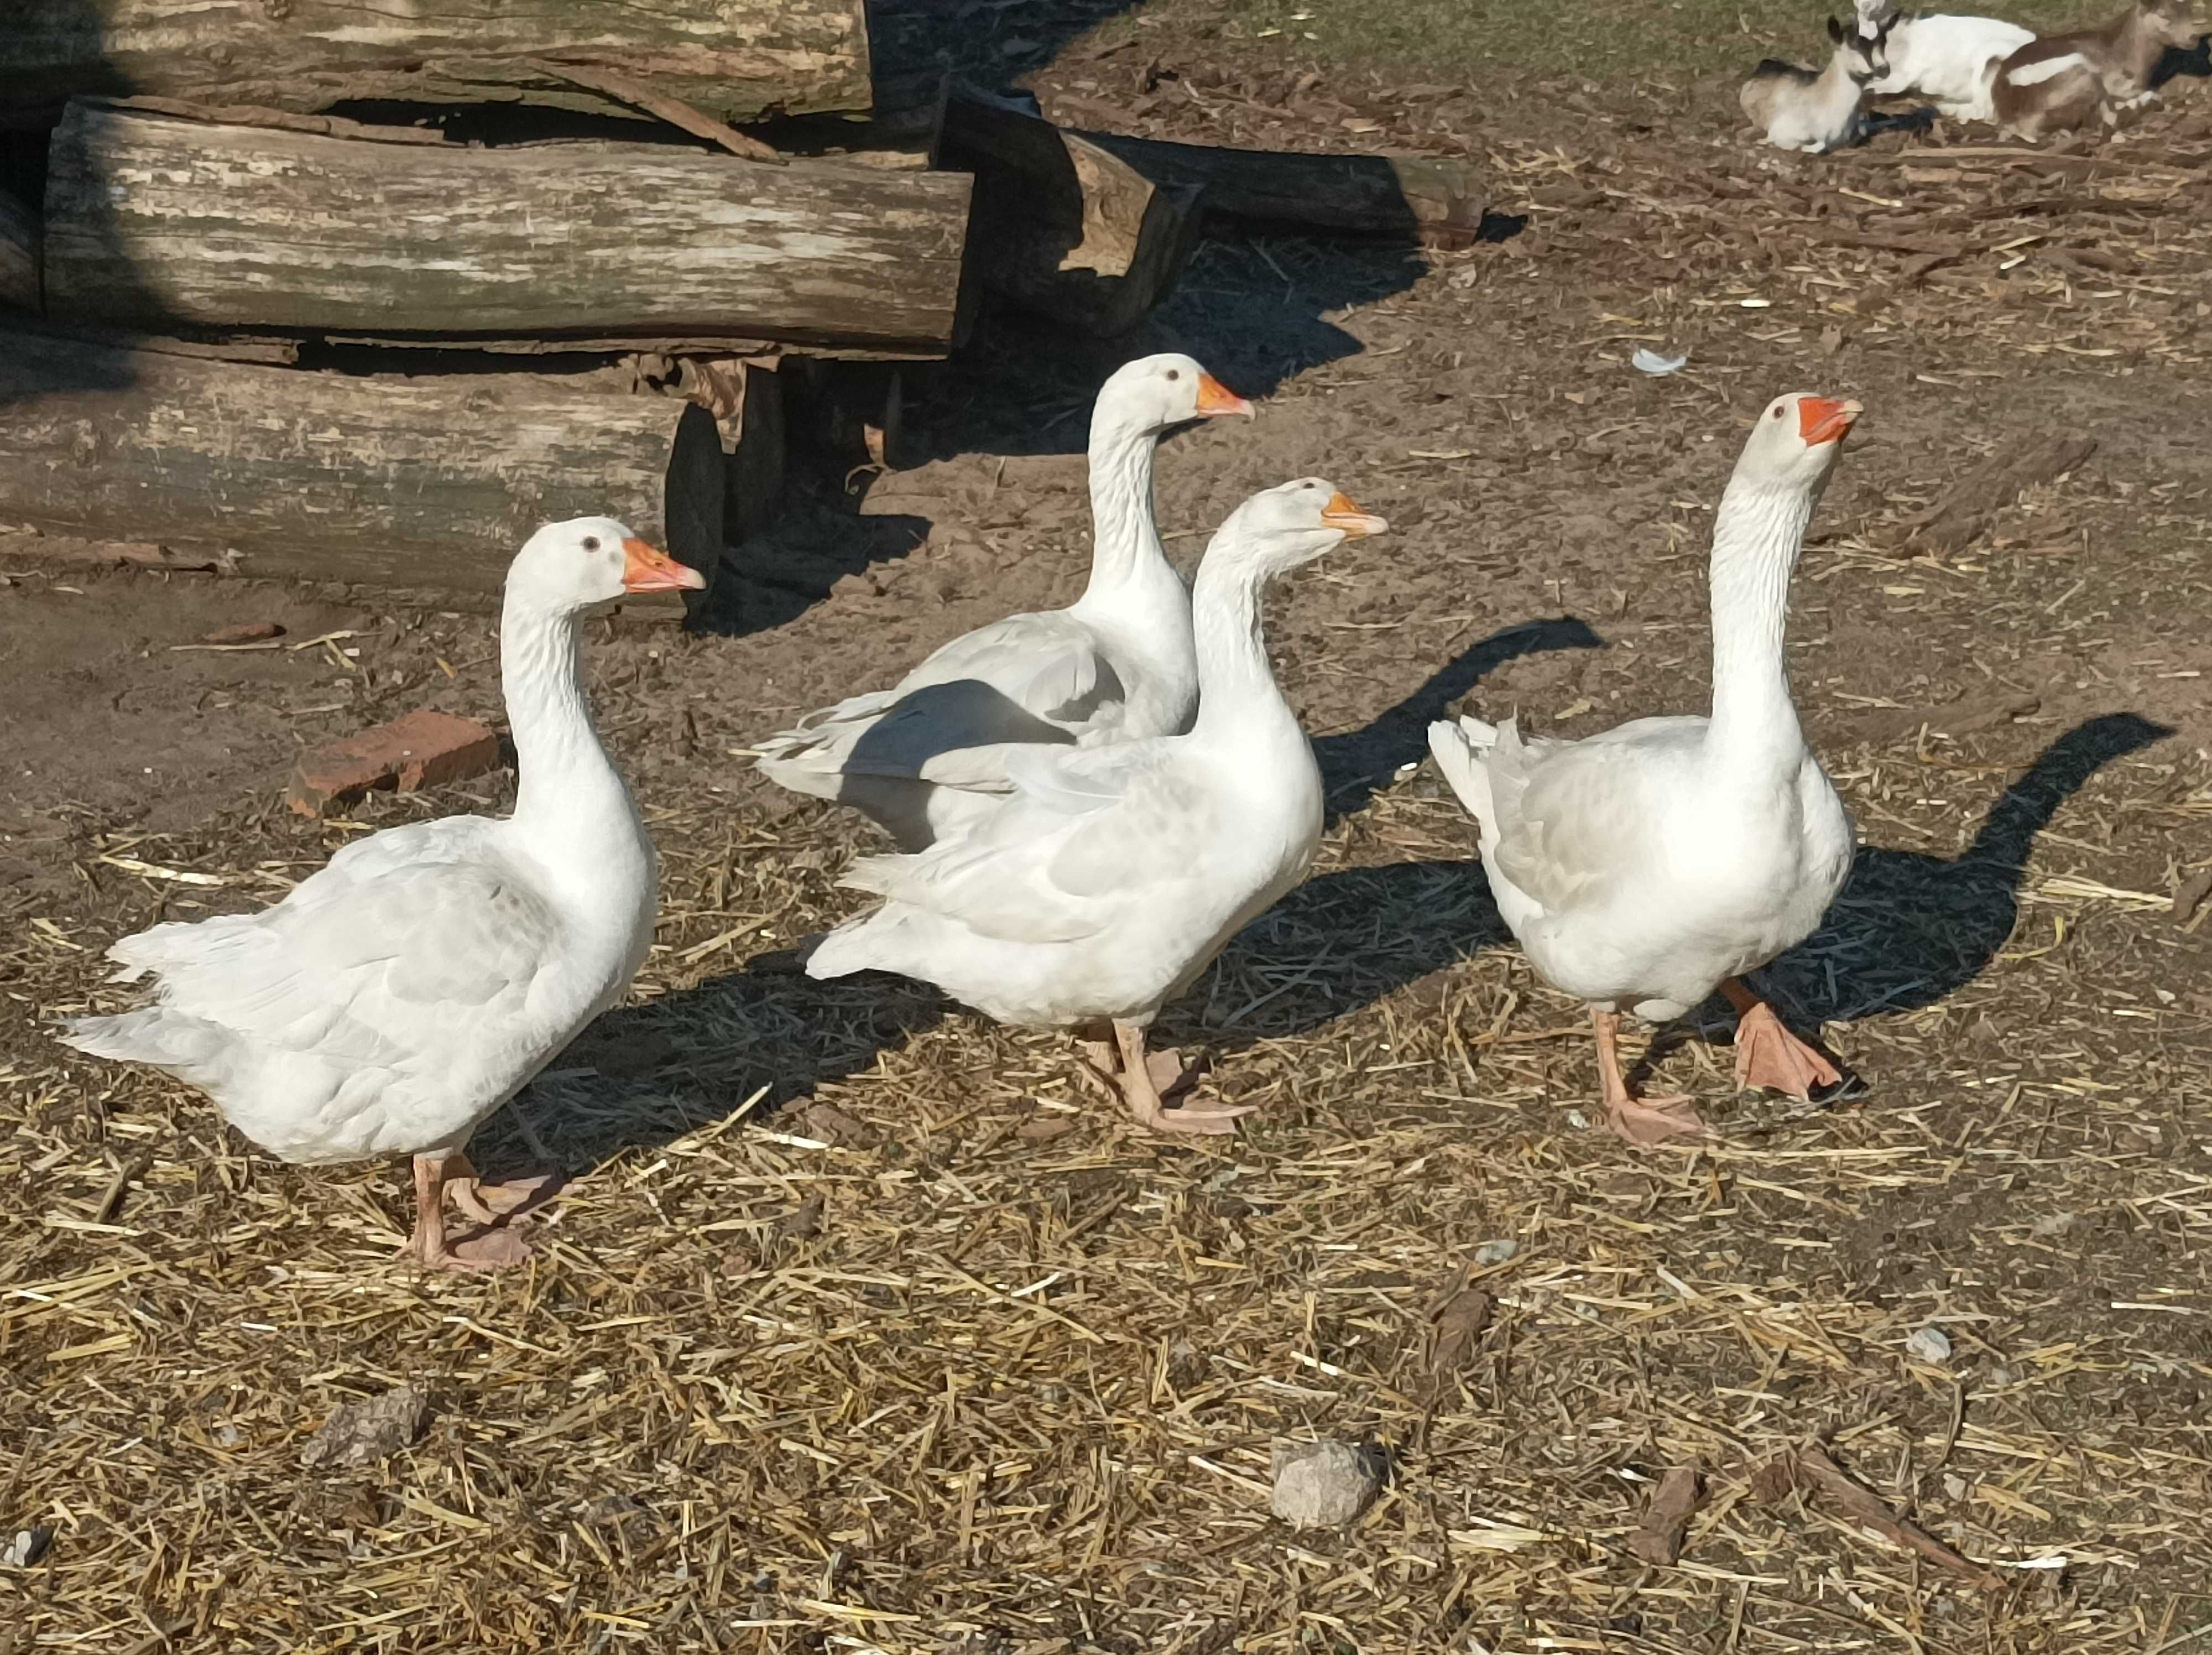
top-left (1757, 711), bottom-right (2174, 1029)
top-left (1313, 615), bottom-right (1605, 824)
top-left (483, 714), bottom-right (2172, 1175)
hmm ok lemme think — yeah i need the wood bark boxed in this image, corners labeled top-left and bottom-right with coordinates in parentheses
top-left (942, 95), bottom-right (1199, 337)
top-left (0, 326), bottom-right (725, 596)
top-left (43, 100), bottom-right (974, 355)
top-left (0, 0), bottom-right (871, 128)
top-left (1070, 128), bottom-right (1489, 246)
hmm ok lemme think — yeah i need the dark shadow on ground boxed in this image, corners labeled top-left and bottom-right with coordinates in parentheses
top-left (1314, 616), bottom-right (1605, 823)
top-left (1761, 712), bottom-right (2174, 1028)
top-left (483, 715), bottom-right (2172, 1173)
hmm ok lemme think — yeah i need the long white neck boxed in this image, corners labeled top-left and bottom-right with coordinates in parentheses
top-left (1188, 551), bottom-right (1300, 751)
top-left (501, 594), bottom-right (647, 878)
top-left (1704, 477), bottom-right (1811, 779)
top-left (1071, 412), bottom-right (1174, 616)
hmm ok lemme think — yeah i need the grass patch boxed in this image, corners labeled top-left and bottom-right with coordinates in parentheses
top-left (1215, 0), bottom-right (2092, 82)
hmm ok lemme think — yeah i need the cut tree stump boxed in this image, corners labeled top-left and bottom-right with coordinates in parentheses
top-left (0, 325), bottom-right (725, 596)
top-left (943, 94), bottom-right (1200, 337)
top-left (43, 100), bottom-right (974, 356)
top-left (1, 0), bottom-right (872, 129)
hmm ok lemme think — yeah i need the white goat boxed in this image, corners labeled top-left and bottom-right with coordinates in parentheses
top-left (1853, 1), bottom-right (2036, 123)
top-left (1742, 17), bottom-right (1890, 153)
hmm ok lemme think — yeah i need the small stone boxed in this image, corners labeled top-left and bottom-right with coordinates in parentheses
top-left (2, 1526), bottom-right (53, 1568)
top-left (1270, 1439), bottom-right (1384, 1529)
top-left (300, 1384), bottom-right (429, 1470)
top-left (2031, 1211), bottom-right (2079, 1238)
top-left (1905, 1325), bottom-right (1953, 1364)
top-left (1474, 1239), bottom-right (1520, 1267)
top-left (1566, 1110), bottom-right (1592, 1131)
top-left (1943, 1473), bottom-right (1970, 1501)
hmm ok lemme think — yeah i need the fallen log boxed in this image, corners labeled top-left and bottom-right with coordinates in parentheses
top-left (1042, 113), bottom-right (1488, 246)
top-left (1, 0), bottom-right (871, 129)
top-left (43, 100), bottom-right (974, 356)
top-left (0, 326), bottom-right (725, 597)
top-left (943, 94), bottom-right (1200, 337)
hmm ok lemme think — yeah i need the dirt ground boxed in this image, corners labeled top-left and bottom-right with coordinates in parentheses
top-left (6, 8), bottom-right (2212, 1653)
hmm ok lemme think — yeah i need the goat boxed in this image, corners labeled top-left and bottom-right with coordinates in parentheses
top-left (1742, 17), bottom-right (1891, 152)
top-left (1853, 1), bottom-right (2036, 123)
top-left (1992, 0), bottom-right (2203, 139)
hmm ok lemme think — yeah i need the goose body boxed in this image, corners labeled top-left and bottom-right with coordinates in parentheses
top-left (810, 478), bottom-right (1386, 1134)
top-left (753, 354), bottom-right (1251, 851)
top-left (1431, 394), bottom-right (1861, 1141)
top-left (60, 518), bottom-right (702, 1268)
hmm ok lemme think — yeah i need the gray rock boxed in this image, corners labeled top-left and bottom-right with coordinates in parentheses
top-left (1270, 1439), bottom-right (1384, 1529)
top-left (1474, 1239), bottom-right (1520, 1266)
top-left (300, 1385), bottom-right (429, 1470)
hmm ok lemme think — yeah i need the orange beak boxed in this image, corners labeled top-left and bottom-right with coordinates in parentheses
top-left (1798, 395), bottom-right (1862, 447)
top-left (622, 537), bottom-right (706, 594)
top-left (1194, 372), bottom-right (1255, 420)
top-left (1319, 491), bottom-right (1388, 539)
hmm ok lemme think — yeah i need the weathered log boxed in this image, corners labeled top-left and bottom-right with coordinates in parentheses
top-left (1058, 122), bottom-right (1489, 246)
top-left (0, 184), bottom-right (36, 309)
top-left (0, 326), bottom-right (725, 597)
top-left (942, 95), bottom-right (1200, 337)
top-left (0, 0), bottom-right (871, 128)
top-left (43, 100), bottom-right (974, 355)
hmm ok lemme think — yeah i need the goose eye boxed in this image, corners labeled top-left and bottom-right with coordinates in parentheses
top-left (1771, 407), bottom-right (1784, 420)
top-left (582, 535), bottom-right (601, 552)
top-left (1165, 368), bottom-right (1180, 381)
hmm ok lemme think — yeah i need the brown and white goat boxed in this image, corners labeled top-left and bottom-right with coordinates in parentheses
top-left (1992, 0), bottom-right (2203, 139)
top-left (1743, 16), bottom-right (1892, 152)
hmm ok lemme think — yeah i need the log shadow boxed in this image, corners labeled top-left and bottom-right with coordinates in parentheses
top-left (691, 480), bottom-right (932, 638)
top-left (2152, 34), bottom-right (2212, 89)
top-left (0, 27), bottom-right (152, 410)
top-left (1314, 616), bottom-right (1605, 824)
top-left (903, 233), bottom-right (1431, 461)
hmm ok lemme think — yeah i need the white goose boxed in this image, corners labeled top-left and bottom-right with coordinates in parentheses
top-left (1429, 394), bottom-right (1861, 1144)
top-left (808, 478), bottom-right (1386, 1134)
top-left (752, 353), bottom-right (1253, 851)
top-left (59, 517), bottom-right (702, 1270)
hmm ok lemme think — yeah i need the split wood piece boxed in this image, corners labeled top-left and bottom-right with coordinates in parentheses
top-left (1895, 436), bottom-right (2098, 556)
top-left (630, 351), bottom-right (787, 549)
top-left (0, 0), bottom-right (871, 129)
top-left (1750, 1445), bottom-right (2006, 1592)
top-left (1626, 1467), bottom-right (1703, 1566)
top-left (1067, 127), bottom-right (1489, 247)
top-left (519, 60), bottom-right (784, 164)
top-left (43, 100), bottom-right (974, 356)
top-left (0, 325), bottom-right (724, 597)
top-left (943, 94), bottom-right (1201, 337)
top-left (0, 182), bottom-right (36, 310)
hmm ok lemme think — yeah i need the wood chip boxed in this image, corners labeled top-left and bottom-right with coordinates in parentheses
top-left (1627, 1466), bottom-right (1702, 1566)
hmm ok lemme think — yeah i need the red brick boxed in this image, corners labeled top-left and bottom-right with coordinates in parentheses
top-left (287, 710), bottom-right (503, 816)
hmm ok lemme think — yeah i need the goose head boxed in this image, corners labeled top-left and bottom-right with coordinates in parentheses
top-left (506, 516), bottom-right (706, 615)
top-left (1211, 477), bottom-right (1388, 579)
top-left (1094, 353), bottom-right (1254, 439)
top-left (1735, 392), bottom-right (1861, 495)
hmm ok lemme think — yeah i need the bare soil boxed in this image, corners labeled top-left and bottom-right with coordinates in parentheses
top-left (4, 17), bottom-right (2211, 1655)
